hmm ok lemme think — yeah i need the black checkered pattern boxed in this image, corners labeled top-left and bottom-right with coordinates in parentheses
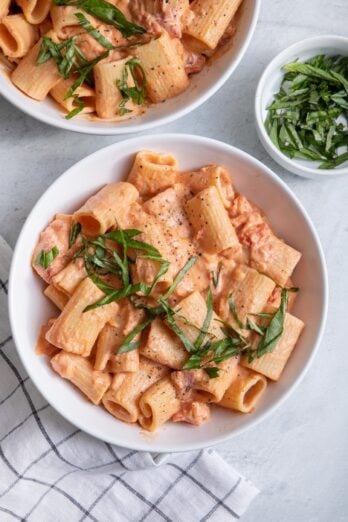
top-left (0, 239), bottom-right (258, 521)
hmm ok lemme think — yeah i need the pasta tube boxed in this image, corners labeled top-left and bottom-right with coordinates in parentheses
top-left (180, 165), bottom-right (234, 208)
top-left (218, 266), bottom-right (276, 336)
top-left (12, 35), bottom-right (61, 100)
top-left (51, 351), bottom-right (111, 405)
top-left (35, 319), bottom-right (59, 357)
top-left (142, 184), bottom-right (192, 238)
top-left (138, 376), bottom-right (180, 431)
top-left (0, 14), bottom-right (38, 58)
top-left (46, 278), bottom-right (118, 357)
top-left (52, 258), bottom-right (87, 297)
top-left (74, 182), bottom-right (139, 236)
top-left (172, 291), bottom-right (238, 402)
top-left (16, 0), bottom-right (51, 24)
top-left (127, 151), bottom-right (178, 196)
top-left (251, 234), bottom-right (302, 287)
top-left (131, 31), bottom-right (189, 103)
top-left (219, 366), bottom-right (267, 413)
top-left (44, 284), bottom-right (69, 310)
top-left (140, 318), bottom-right (188, 369)
top-left (185, 186), bottom-right (240, 254)
top-left (242, 313), bottom-right (304, 381)
top-left (50, 77), bottom-right (96, 114)
top-left (102, 357), bottom-right (168, 423)
top-left (94, 58), bottom-right (135, 119)
top-left (184, 0), bottom-right (243, 51)
top-left (95, 322), bottom-right (139, 373)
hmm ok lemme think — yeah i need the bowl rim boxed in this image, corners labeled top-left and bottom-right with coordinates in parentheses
top-left (255, 34), bottom-right (348, 178)
top-left (0, 0), bottom-right (260, 136)
top-left (8, 133), bottom-right (329, 452)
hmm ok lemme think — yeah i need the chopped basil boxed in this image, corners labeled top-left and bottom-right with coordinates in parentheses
top-left (69, 222), bottom-right (81, 248)
top-left (116, 58), bottom-right (147, 116)
top-left (265, 54), bottom-right (348, 170)
top-left (228, 293), bottom-right (245, 329)
top-left (211, 263), bottom-right (222, 288)
top-left (64, 51), bottom-right (109, 100)
top-left (204, 367), bottom-right (220, 379)
top-left (54, 0), bottom-right (145, 37)
top-left (256, 288), bottom-right (288, 358)
top-left (194, 289), bottom-right (213, 350)
top-left (34, 246), bottom-right (59, 269)
top-left (65, 96), bottom-right (85, 120)
top-left (75, 12), bottom-right (114, 49)
top-left (117, 318), bottom-right (153, 354)
top-left (161, 256), bottom-right (198, 300)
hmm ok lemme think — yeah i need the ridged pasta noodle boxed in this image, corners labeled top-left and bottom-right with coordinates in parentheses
top-left (0, 14), bottom-right (37, 58)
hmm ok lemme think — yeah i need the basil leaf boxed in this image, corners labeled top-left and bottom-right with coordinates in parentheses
top-left (320, 151), bottom-right (348, 169)
top-left (116, 58), bottom-right (147, 114)
top-left (183, 354), bottom-right (203, 370)
top-left (161, 256), bottom-right (198, 300)
top-left (211, 263), bottom-right (222, 288)
top-left (164, 306), bottom-right (196, 353)
top-left (228, 293), bottom-right (245, 329)
top-left (141, 255), bottom-right (170, 294)
top-left (54, 0), bottom-right (145, 37)
top-left (75, 12), bottom-right (114, 49)
top-left (246, 317), bottom-right (265, 336)
top-left (58, 39), bottom-right (78, 79)
top-left (34, 246), bottom-right (59, 269)
top-left (103, 230), bottom-right (161, 257)
top-left (194, 289), bottom-right (213, 350)
top-left (36, 37), bottom-right (63, 65)
top-left (83, 282), bottom-right (148, 312)
top-left (248, 312), bottom-right (274, 319)
top-left (69, 222), bottom-right (81, 248)
top-left (117, 318), bottom-right (153, 354)
top-left (65, 96), bottom-right (85, 120)
top-left (64, 51), bottom-right (109, 99)
top-left (204, 367), bottom-right (220, 378)
top-left (256, 288), bottom-right (288, 358)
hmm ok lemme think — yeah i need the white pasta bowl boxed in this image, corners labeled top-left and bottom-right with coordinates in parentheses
top-left (0, 0), bottom-right (259, 135)
top-left (255, 35), bottom-right (348, 179)
top-left (9, 134), bottom-right (328, 452)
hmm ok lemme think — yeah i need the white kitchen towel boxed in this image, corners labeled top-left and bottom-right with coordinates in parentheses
top-left (0, 236), bottom-right (259, 522)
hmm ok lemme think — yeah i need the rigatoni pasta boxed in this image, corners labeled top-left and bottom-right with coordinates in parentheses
top-left (184, 0), bottom-right (244, 51)
top-left (131, 31), bottom-right (189, 103)
top-left (46, 277), bottom-right (118, 356)
top-left (50, 76), bottom-right (96, 115)
top-left (219, 366), bottom-right (267, 413)
top-left (32, 150), bottom-right (304, 432)
top-left (2, 0), bottom-right (245, 122)
top-left (185, 186), bottom-right (240, 254)
top-left (0, 14), bottom-right (37, 58)
top-left (51, 351), bottom-right (111, 405)
top-left (138, 376), bottom-right (180, 431)
top-left (74, 181), bottom-right (139, 235)
top-left (11, 34), bottom-right (61, 100)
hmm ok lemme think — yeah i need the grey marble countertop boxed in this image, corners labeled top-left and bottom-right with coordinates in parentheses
top-left (1, 0), bottom-right (347, 520)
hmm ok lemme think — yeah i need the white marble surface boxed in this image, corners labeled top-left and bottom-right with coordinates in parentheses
top-left (1, 0), bottom-right (348, 520)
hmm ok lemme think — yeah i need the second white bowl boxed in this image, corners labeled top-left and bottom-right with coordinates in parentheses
top-left (255, 35), bottom-right (348, 179)
top-left (0, 0), bottom-right (259, 135)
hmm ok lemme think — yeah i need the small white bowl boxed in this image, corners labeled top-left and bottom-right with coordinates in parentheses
top-left (255, 35), bottom-right (348, 179)
top-left (0, 0), bottom-right (259, 135)
top-left (9, 134), bottom-right (328, 452)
